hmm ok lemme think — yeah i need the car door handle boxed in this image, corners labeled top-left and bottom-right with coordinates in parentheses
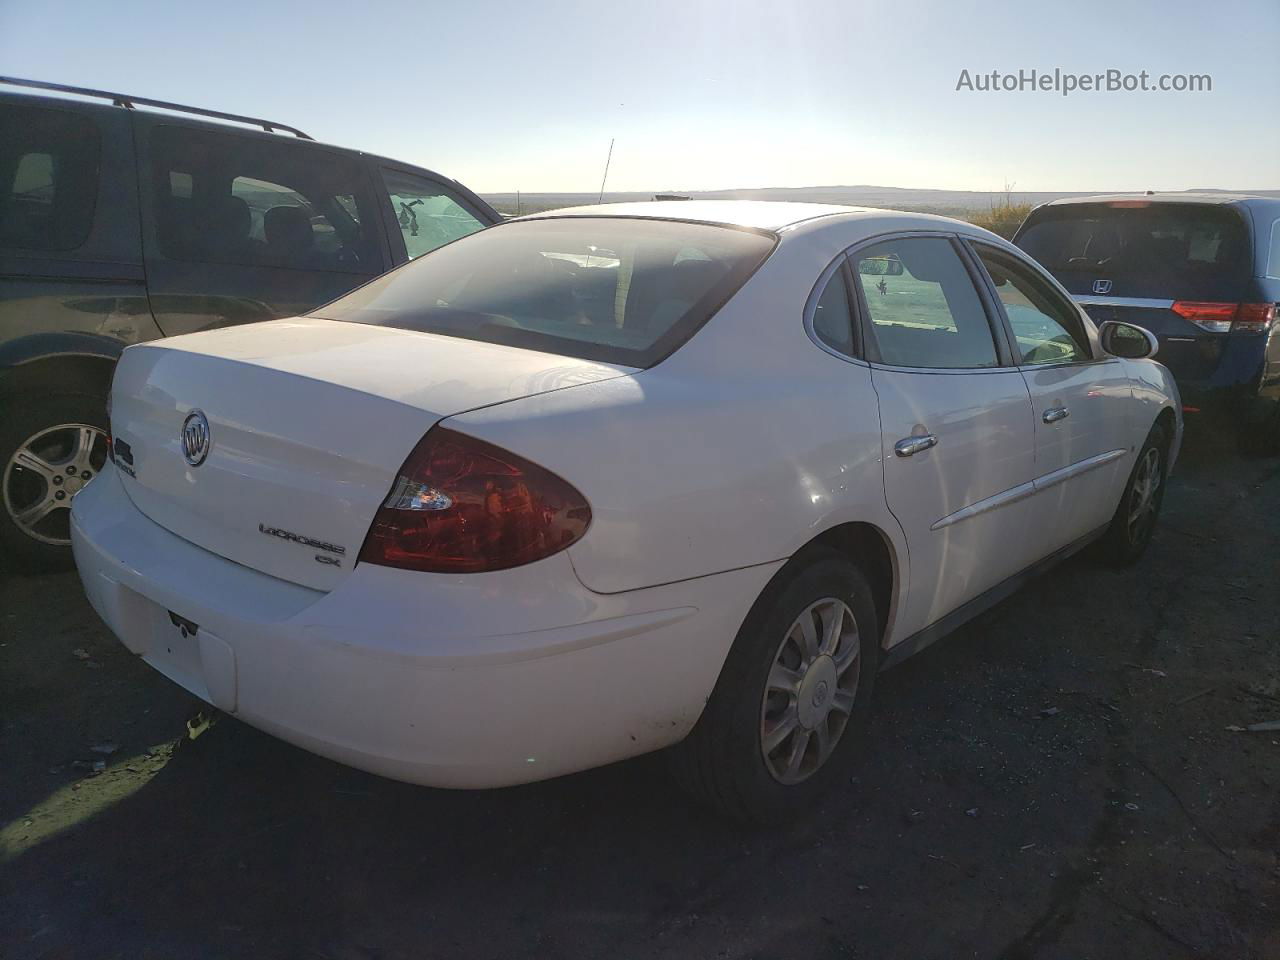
top-left (1043, 406), bottom-right (1070, 424)
top-left (894, 434), bottom-right (938, 457)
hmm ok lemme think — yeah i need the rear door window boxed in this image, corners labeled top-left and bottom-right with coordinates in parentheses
top-left (853, 237), bottom-right (999, 369)
top-left (381, 168), bottom-right (487, 260)
top-left (0, 105), bottom-right (101, 252)
top-left (1015, 203), bottom-right (1250, 296)
top-left (150, 125), bottom-right (376, 272)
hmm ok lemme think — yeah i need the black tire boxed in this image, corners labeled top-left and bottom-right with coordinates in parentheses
top-left (668, 548), bottom-right (879, 823)
top-left (0, 392), bottom-right (109, 573)
top-left (1094, 421), bottom-right (1169, 567)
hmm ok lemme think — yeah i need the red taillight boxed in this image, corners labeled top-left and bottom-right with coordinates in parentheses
top-left (1171, 301), bottom-right (1276, 334)
top-left (1234, 302), bottom-right (1277, 334)
top-left (358, 427), bottom-right (591, 573)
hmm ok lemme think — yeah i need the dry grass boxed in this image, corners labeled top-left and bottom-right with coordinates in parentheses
top-left (965, 182), bottom-right (1033, 239)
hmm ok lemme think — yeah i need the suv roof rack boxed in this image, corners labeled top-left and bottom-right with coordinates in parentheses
top-left (0, 75), bottom-right (313, 140)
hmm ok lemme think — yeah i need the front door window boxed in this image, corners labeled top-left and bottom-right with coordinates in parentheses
top-left (381, 168), bottom-right (486, 260)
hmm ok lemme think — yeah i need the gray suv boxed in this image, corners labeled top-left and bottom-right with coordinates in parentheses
top-left (0, 77), bottom-right (500, 569)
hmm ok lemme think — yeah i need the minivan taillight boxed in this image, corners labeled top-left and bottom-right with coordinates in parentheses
top-left (358, 427), bottom-right (591, 573)
top-left (1171, 301), bottom-right (1276, 334)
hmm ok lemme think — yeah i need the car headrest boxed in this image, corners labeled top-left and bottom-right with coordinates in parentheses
top-left (668, 258), bottom-right (728, 299)
top-left (264, 205), bottom-right (313, 255)
top-left (1149, 234), bottom-right (1189, 265)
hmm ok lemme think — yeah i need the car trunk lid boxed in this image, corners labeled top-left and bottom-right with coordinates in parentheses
top-left (108, 318), bottom-right (631, 591)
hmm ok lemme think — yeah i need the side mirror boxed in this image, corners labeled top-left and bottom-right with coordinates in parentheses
top-left (1098, 320), bottom-right (1158, 360)
top-left (857, 255), bottom-right (904, 277)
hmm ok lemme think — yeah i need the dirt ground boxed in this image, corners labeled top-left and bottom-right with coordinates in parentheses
top-left (1, 420), bottom-right (1277, 960)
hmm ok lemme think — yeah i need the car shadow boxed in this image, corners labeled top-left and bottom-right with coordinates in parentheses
top-left (2, 421), bottom-right (1272, 960)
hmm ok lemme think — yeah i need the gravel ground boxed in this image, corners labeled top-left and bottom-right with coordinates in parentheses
top-left (1, 420), bottom-right (1277, 960)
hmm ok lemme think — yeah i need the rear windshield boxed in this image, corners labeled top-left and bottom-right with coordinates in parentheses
top-left (1015, 203), bottom-right (1249, 287)
top-left (313, 217), bottom-right (776, 367)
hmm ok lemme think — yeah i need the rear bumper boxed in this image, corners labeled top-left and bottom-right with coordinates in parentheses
top-left (1158, 333), bottom-right (1267, 411)
top-left (71, 465), bottom-right (778, 788)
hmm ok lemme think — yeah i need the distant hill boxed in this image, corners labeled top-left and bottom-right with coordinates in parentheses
top-left (482, 185), bottom-right (1280, 217)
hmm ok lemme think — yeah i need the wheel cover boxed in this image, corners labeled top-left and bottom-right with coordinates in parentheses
top-left (1126, 447), bottom-right (1162, 544)
top-left (3, 423), bottom-right (108, 546)
top-left (760, 597), bottom-right (861, 785)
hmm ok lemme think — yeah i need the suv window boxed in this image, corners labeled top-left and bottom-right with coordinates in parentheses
top-left (1267, 217), bottom-right (1280, 280)
top-left (150, 126), bottom-right (376, 272)
top-left (382, 168), bottom-right (486, 259)
top-left (1015, 203), bottom-right (1250, 292)
top-left (854, 237), bottom-right (998, 369)
top-left (973, 246), bottom-right (1091, 365)
top-left (811, 265), bottom-right (856, 357)
top-left (0, 104), bottom-right (101, 252)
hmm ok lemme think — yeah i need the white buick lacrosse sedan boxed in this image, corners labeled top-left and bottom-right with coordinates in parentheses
top-left (72, 201), bottom-right (1181, 820)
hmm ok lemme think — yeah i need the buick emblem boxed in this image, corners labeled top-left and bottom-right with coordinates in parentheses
top-left (1092, 279), bottom-right (1113, 295)
top-left (181, 410), bottom-right (211, 467)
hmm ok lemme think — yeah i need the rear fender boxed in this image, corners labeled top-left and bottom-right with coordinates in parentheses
top-left (0, 332), bottom-right (125, 399)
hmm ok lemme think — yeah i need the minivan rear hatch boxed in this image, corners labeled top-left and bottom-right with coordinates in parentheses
top-left (1015, 201), bottom-right (1253, 381)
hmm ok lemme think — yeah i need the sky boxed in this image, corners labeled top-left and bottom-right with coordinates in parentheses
top-left (2, 0), bottom-right (1276, 194)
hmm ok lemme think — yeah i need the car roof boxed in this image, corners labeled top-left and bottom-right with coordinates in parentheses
top-left (519, 200), bottom-right (870, 232)
top-left (1, 87), bottom-right (462, 181)
top-left (0, 86), bottom-right (499, 220)
top-left (1041, 192), bottom-right (1279, 208)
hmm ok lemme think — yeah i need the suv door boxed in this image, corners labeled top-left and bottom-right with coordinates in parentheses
top-left (967, 241), bottom-right (1133, 549)
top-left (0, 97), bottom-right (159, 563)
top-left (852, 235), bottom-right (1038, 639)
top-left (136, 118), bottom-right (391, 337)
top-left (0, 98), bottom-right (155, 348)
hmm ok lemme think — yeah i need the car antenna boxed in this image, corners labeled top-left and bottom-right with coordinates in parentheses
top-left (598, 138), bottom-right (615, 204)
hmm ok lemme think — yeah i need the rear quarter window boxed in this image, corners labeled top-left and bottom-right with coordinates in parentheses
top-left (0, 104), bottom-right (101, 252)
top-left (1266, 216), bottom-right (1280, 280)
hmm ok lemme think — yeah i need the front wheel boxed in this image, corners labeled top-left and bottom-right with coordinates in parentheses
top-left (1095, 422), bottom-right (1168, 566)
top-left (0, 393), bottom-right (109, 572)
top-left (668, 550), bottom-right (879, 823)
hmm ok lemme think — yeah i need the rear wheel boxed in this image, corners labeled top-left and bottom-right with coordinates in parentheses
top-left (669, 550), bottom-right (879, 823)
top-left (1095, 422), bottom-right (1168, 566)
top-left (0, 394), bottom-right (109, 572)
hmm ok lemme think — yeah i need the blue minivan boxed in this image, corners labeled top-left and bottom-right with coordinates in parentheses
top-left (1014, 194), bottom-right (1280, 452)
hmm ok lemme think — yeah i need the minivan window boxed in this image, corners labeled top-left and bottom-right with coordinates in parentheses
top-left (315, 217), bottom-right (776, 367)
top-left (1016, 203), bottom-right (1249, 288)
top-left (150, 125), bottom-right (376, 273)
top-left (1267, 218), bottom-right (1280, 280)
top-left (0, 104), bottom-right (101, 252)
